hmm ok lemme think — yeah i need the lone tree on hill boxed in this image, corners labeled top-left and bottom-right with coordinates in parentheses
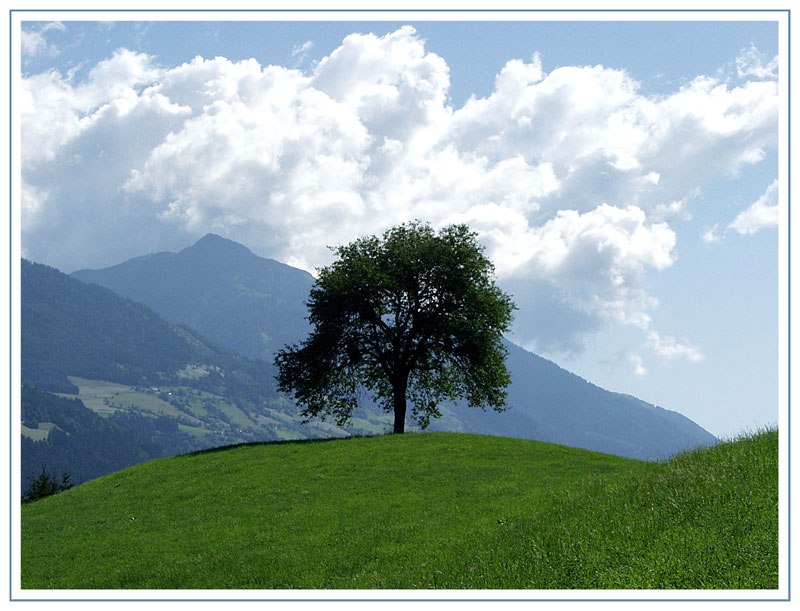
top-left (274, 221), bottom-right (516, 434)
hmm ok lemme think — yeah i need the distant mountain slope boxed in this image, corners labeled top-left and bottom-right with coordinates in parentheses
top-left (507, 343), bottom-right (717, 460)
top-left (23, 259), bottom-right (279, 404)
top-left (70, 235), bottom-right (717, 460)
top-left (421, 340), bottom-right (716, 460)
top-left (438, 341), bottom-right (717, 460)
top-left (21, 384), bottom-right (197, 490)
top-left (73, 234), bottom-right (313, 362)
top-left (21, 259), bottom-right (353, 486)
top-left (23, 260), bottom-right (197, 393)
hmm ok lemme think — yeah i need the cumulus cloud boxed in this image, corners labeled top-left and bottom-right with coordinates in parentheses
top-left (466, 203), bottom-right (674, 322)
top-left (20, 28), bottom-right (778, 363)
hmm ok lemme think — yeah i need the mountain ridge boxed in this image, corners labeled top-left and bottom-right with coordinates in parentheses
top-left (21, 258), bottom-right (364, 488)
top-left (70, 234), bottom-right (717, 460)
top-left (73, 233), bottom-right (313, 363)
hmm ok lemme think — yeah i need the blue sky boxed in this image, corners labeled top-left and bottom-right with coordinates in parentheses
top-left (17, 13), bottom-right (784, 438)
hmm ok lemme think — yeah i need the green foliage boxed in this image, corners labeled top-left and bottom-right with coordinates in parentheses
top-left (275, 222), bottom-right (516, 433)
top-left (21, 430), bottom-right (777, 589)
top-left (22, 466), bottom-right (72, 504)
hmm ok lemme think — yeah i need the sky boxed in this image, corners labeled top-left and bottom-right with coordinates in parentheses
top-left (15, 12), bottom-right (784, 439)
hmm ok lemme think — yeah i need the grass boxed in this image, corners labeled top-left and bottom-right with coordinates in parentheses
top-left (63, 377), bottom-right (196, 423)
top-left (21, 429), bottom-right (777, 590)
top-left (177, 423), bottom-right (211, 438)
top-left (60, 377), bottom-right (130, 415)
top-left (21, 422), bottom-right (56, 441)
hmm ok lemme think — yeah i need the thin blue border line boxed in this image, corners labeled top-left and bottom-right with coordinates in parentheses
top-left (7, 8), bottom-right (11, 606)
top-left (6, 7), bottom-right (791, 12)
top-left (788, 6), bottom-right (792, 604)
top-left (14, 600), bottom-right (790, 604)
top-left (8, 8), bottom-right (791, 603)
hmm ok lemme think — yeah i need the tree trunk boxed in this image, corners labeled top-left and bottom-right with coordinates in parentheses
top-left (392, 377), bottom-right (408, 434)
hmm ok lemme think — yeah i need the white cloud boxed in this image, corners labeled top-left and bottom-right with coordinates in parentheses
top-left (736, 44), bottom-right (779, 81)
top-left (310, 26), bottom-right (451, 143)
top-left (291, 40), bottom-right (314, 64)
top-left (21, 48), bottom-right (165, 166)
top-left (469, 203), bottom-right (675, 323)
top-left (702, 179), bottom-right (779, 243)
top-left (647, 331), bottom-right (704, 363)
top-left (701, 223), bottom-right (722, 244)
top-left (629, 353), bottom-right (648, 377)
top-left (20, 180), bottom-right (49, 229)
top-left (21, 31), bottom-right (50, 58)
top-left (21, 22), bottom-right (65, 59)
top-left (20, 27), bottom-right (778, 361)
top-left (728, 179), bottom-right (779, 236)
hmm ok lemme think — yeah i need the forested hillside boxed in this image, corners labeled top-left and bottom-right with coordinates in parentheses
top-left (23, 260), bottom-right (196, 393)
top-left (21, 259), bottom-right (357, 491)
top-left (22, 259), bottom-right (278, 404)
top-left (21, 384), bottom-right (198, 490)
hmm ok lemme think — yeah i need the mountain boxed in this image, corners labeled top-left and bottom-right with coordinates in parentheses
top-left (69, 235), bottom-right (717, 460)
top-left (25, 259), bottom-right (199, 393)
top-left (73, 234), bottom-right (313, 363)
top-left (23, 258), bottom-right (279, 401)
top-left (21, 259), bottom-right (367, 490)
top-left (428, 341), bottom-right (717, 461)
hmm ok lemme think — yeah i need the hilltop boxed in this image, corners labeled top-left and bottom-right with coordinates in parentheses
top-left (70, 234), bottom-right (717, 460)
top-left (21, 430), bottom-right (777, 589)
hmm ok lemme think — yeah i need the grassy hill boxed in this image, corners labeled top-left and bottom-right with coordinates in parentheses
top-left (21, 430), bottom-right (777, 590)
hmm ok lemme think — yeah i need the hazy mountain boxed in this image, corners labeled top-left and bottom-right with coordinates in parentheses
top-left (73, 234), bottom-right (313, 363)
top-left (70, 235), bottom-right (717, 460)
top-left (21, 259), bottom-right (356, 489)
top-left (23, 259), bottom-right (278, 402)
top-left (429, 341), bottom-right (717, 461)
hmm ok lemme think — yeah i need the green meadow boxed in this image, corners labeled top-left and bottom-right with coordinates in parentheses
top-left (21, 429), bottom-right (777, 590)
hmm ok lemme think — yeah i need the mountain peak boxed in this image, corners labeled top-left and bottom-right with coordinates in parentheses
top-left (181, 233), bottom-right (254, 259)
top-left (196, 233), bottom-right (227, 243)
top-left (193, 233), bottom-right (246, 248)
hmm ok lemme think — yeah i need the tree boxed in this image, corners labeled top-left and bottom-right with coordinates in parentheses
top-left (274, 222), bottom-right (516, 434)
top-left (22, 466), bottom-right (72, 503)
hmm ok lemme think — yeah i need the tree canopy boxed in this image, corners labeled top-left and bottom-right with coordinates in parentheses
top-left (274, 222), bottom-right (516, 434)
